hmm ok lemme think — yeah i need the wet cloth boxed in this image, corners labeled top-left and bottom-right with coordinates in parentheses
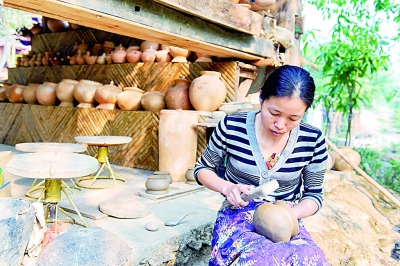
top-left (209, 200), bottom-right (330, 266)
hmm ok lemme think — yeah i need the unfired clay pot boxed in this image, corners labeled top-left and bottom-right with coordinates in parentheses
top-left (126, 50), bottom-right (142, 63)
top-left (189, 71), bottom-right (227, 112)
top-left (23, 83), bottom-right (40, 104)
top-left (0, 83), bottom-right (12, 101)
top-left (165, 79), bottom-right (192, 110)
top-left (253, 200), bottom-right (298, 243)
top-left (56, 79), bottom-right (79, 107)
top-left (153, 171), bottom-right (173, 184)
top-left (36, 82), bottom-right (58, 106)
top-left (140, 91), bottom-right (166, 112)
top-left (169, 46), bottom-right (191, 62)
top-left (94, 81), bottom-right (122, 110)
top-left (145, 175), bottom-right (169, 195)
top-left (112, 45), bottom-right (126, 64)
top-left (185, 167), bottom-right (196, 185)
top-left (141, 47), bottom-right (157, 63)
top-left (140, 41), bottom-right (160, 52)
top-left (116, 85), bottom-right (144, 111)
top-left (6, 84), bottom-right (25, 103)
top-left (73, 80), bottom-right (103, 108)
top-left (46, 18), bottom-right (69, 32)
top-left (333, 146), bottom-right (361, 171)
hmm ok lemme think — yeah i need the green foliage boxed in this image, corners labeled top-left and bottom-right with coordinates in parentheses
top-left (355, 144), bottom-right (400, 194)
top-left (0, 6), bottom-right (33, 37)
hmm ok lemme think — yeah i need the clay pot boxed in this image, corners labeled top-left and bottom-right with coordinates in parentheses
top-left (195, 53), bottom-right (213, 62)
top-left (169, 46), bottom-right (191, 62)
top-left (23, 83), bottom-right (40, 104)
top-left (126, 50), bottom-right (142, 63)
top-left (68, 55), bottom-right (77, 65)
top-left (116, 85), bottom-right (144, 111)
top-left (165, 79), bottom-right (192, 110)
top-left (6, 84), bottom-right (25, 103)
top-left (94, 81), bottom-right (122, 110)
top-left (140, 41), bottom-right (160, 52)
top-left (76, 50), bottom-right (85, 65)
top-left (112, 45), bottom-right (127, 64)
top-left (154, 171), bottom-right (173, 184)
top-left (85, 51), bottom-right (97, 65)
top-left (155, 49), bottom-right (172, 62)
top-left (145, 175), bottom-right (169, 195)
top-left (105, 53), bottom-right (113, 64)
top-left (96, 53), bottom-right (106, 65)
top-left (69, 23), bottom-right (82, 30)
top-left (36, 82), bottom-right (57, 106)
top-left (0, 83), bottom-right (12, 101)
top-left (140, 47), bottom-right (157, 63)
top-left (92, 43), bottom-right (103, 56)
top-left (103, 41), bottom-right (115, 55)
top-left (46, 18), bottom-right (69, 32)
top-left (77, 39), bottom-right (89, 54)
top-left (73, 79), bottom-right (103, 108)
top-left (189, 71), bottom-right (227, 112)
top-left (30, 24), bottom-right (42, 35)
top-left (35, 54), bottom-right (43, 66)
top-left (274, 200), bottom-right (299, 237)
top-left (56, 79), bottom-right (79, 107)
top-left (333, 146), bottom-right (361, 171)
top-left (126, 45), bottom-right (140, 53)
top-left (42, 52), bottom-right (51, 66)
top-left (185, 167), bottom-right (196, 185)
top-left (141, 91), bottom-right (166, 112)
top-left (253, 201), bottom-right (298, 243)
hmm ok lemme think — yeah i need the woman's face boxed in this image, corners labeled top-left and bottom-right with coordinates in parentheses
top-left (259, 96), bottom-right (307, 138)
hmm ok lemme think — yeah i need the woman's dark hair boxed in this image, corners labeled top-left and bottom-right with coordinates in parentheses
top-left (259, 65), bottom-right (316, 109)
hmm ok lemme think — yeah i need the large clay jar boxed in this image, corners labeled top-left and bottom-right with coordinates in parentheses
top-left (94, 81), bottom-right (122, 110)
top-left (253, 201), bottom-right (297, 243)
top-left (46, 18), bottom-right (69, 32)
top-left (36, 82), bottom-right (57, 106)
top-left (333, 146), bottom-right (361, 171)
top-left (6, 84), bottom-right (25, 103)
top-left (111, 44), bottom-right (127, 64)
top-left (116, 85), bottom-right (144, 111)
top-left (140, 91), bottom-right (166, 112)
top-left (23, 83), bottom-right (40, 104)
top-left (141, 47), bottom-right (157, 63)
top-left (165, 79), bottom-right (192, 110)
top-left (73, 80), bottom-right (103, 108)
top-left (159, 110), bottom-right (198, 182)
top-left (126, 50), bottom-right (142, 63)
top-left (189, 71), bottom-right (227, 112)
top-left (56, 79), bottom-right (79, 107)
top-left (145, 175), bottom-right (169, 195)
top-left (169, 46), bottom-right (191, 62)
top-left (140, 41), bottom-right (160, 52)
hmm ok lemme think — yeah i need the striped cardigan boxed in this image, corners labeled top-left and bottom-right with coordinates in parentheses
top-left (194, 111), bottom-right (328, 211)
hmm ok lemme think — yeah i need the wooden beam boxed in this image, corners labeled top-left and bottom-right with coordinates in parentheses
top-left (154, 0), bottom-right (263, 35)
top-left (4, 0), bottom-right (279, 60)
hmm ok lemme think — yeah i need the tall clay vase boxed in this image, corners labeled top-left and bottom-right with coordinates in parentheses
top-left (189, 71), bottom-right (227, 112)
top-left (333, 146), bottom-right (361, 171)
top-left (6, 84), bottom-right (25, 103)
top-left (165, 79), bottom-right (192, 110)
top-left (56, 79), bottom-right (79, 107)
top-left (141, 91), bottom-right (166, 112)
top-left (73, 80), bottom-right (103, 108)
top-left (23, 83), bottom-right (40, 104)
top-left (117, 85), bottom-right (144, 111)
top-left (36, 82), bottom-right (58, 106)
top-left (94, 81), bottom-right (122, 110)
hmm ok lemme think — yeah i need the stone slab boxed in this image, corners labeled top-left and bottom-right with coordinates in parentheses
top-left (136, 182), bottom-right (205, 200)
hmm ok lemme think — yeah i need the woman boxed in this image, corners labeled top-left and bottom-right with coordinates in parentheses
top-left (194, 65), bottom-right (330, 265)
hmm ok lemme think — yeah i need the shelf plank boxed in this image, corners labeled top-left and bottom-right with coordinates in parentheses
top-left (153, 0), bottom-right (262, 35)
top-left (5, 0), bottom-right (278, 61)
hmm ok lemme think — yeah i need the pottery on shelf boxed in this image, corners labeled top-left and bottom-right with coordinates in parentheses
top-left (155, 49), bottom-right (172, 62)
top-left (77, 39), bottom-right (89, 54)
top-left (169, 46), bottom-right (191, 62)
top-left (126, 50), bottom-right (142, 63)
top-left (96, 53), bottom-right (106, 65)
top-left (165, 78), bottom-right (192, 110)
top-left (111, 44), bottom-right (127, 64)
top-left (140, 41), bottom-right (160, 52)
top-left (92, 43), bottom-right (103, 56)
top-left (73, 79), bottom-right (103, 108)
top-left (153, 171), bottom-right (173, 184)
top-left (145, 175), bottom-right (169, 195)
top-left (141, 46), bottom-right (157, 63)
top-left (35, 54), bottom-right (43, 66)
top-left (6, 84), bottom-right (25, 103)
top-left (76, 50), bottom-right (85, 65)
top-left (46, 18), bottom-right (69, 32)
top-left (189, 71), bottom-right (227, 112)
top-left (56, 79), bottom-right (79, 107)
top-left (116, 85), bottom-right (144, 111)
top-left (126, 45), bottom-right (140, 53)
top-left (94, 81), bottom-right (122, 110)
top-left (103, 41), bottom-right (115, 55)
top-left (333, 146), bottom-right (361, 171)
top-left (105, 53), bottom-right (113, 64)
top-left (0, 83), bottom-right (12, 101)
top-left (185, 167), bottom-right (196, 185)
top-left (140, 91), bottom-right (166, 112)
top-left (36, 82), bottom-right (58, 106)
top-left (85, 51), bottom-right (97, 65)
top-left (23, 83), bottom-right (40, 104)
top-left (195, 52), bottom-right (213, 62)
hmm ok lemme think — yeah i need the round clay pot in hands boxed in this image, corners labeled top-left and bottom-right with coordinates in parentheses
top-left (273, 200), bottom-right (299, 237)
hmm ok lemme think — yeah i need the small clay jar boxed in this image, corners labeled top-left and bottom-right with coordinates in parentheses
top-left (56, 79), bottom-right (79, 107)
top-left (94, 81), bottom-right (122, 110)
top-left (85, 51), bottom-right (97, 65)
top-left (92, 43), bottom-right (103, 56)
top-left (169, 46), bottom-right (191, 62)
top-left (112, 45), bottom-right (127, 64)
top-left (73, 79), bottom-right (103, 108)
top-left (76, 50), bottom-right (85, 65)
top-left (105, 53), bottom-right (113, 64)
top-left (165, 78), bottom-right (192, 110)
top-left (195, 52), bottom-right (213, 62)
top-left (140, 91), bottom-right (166, 112)
top-left (36, 82), bottom-right (57, 106)
top-left (46, 18), bottom-right (69, 32)
top-left (6, 84), bottom-right (25, 103)
top-left (185, 167), bottom-right (196, 185)
top-left (155, 49), bottom-right (172, 62)
top-left (68, 55), bottom-right (77, 65)
top-left (35, 54), bottom-right (43, 66)
top-left (140, 41), bottom-right (160, 52)
top-left (77, 39), bottom-right (89, 54)
top-left (103, 41), bottom-right (115, 55)
top-left (153, 171), bottom-right (173, 184)
top-left (126, 50), bottom-right (142, 63)
top-left (23, 83), bottom-right (40, 104)
top-left (145, 175), bottom-right (169, 195)
top-left (96, 53), bottom-right (106, 65)
top-left (0, 83), bottom-right (12, 101)
top-left (141, 47), bottom-right (157, 63)
top-left (116, 85), bottom-right (144, 111)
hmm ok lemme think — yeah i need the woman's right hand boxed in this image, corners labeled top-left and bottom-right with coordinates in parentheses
top-left (221, 183), bottom-right (254, 208)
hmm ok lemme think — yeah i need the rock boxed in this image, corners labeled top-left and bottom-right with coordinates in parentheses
top-left (145, 221), bottom-right (159, 232)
